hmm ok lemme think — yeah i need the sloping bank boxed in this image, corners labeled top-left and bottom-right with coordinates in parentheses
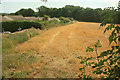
top-left (2, 20), bottom-right (72, 53)
top-left (2, 20), bottom-right (75, 78)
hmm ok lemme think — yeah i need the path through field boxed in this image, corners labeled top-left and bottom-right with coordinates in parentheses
top-left (16, 22), bottom-right (111, 78)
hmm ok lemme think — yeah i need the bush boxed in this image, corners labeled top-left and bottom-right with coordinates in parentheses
top-left (69, 18), bottom-right (74, 21)
top-left (59, 16), bottom-right (65, 21)
top-left (43, 15), bottom-right (50, 21)
top-left (2, 21), bottom-right (42, 32)
top-left (59, 17), bottom-right (71, 23)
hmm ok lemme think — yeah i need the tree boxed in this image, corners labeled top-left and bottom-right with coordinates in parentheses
top-left (15, 8), bottom-right (35, 17)
top-left (37, 6), bottom-right (49, 17)
top-left (41, 0), bottom-right (47, 3)
top-left (36, 5), bottom-right (103, 22)
top-left (14, 4), bottom-right (118, 23)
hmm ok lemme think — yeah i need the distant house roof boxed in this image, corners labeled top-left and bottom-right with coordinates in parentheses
top-left (4, 15), bottom-right (25, 21)
top-left (52, 18), bottom-right (60, 21)
top-left (25, 17), bottom-right (37, 21)
top-left (37, 17), bottom-right (44, 20)
top-left (65, 18), bottom-right (71, 21)
top-left (2, 16), bottom-right (12, 21)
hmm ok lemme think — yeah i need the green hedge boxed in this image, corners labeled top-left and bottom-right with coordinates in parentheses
top-left (2, 21), bottom-right (42, 32)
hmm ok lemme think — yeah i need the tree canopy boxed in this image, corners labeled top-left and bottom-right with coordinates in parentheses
top-left (14, 5), bottom-right (119, 24)
top-left (15, 8), bottom-right (35, 17)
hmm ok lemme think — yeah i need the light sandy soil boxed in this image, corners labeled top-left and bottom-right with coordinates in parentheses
top-left (16, 22), bottom-right (112, 78)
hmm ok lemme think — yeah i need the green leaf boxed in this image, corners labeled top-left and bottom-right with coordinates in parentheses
top-left (86, 63), bottom-right (88, 66)
top-left (81, 73), bottom-right (83, 75)
top-left (88, 62), bottom-right (91, 66)
top-left (86, 57), bottom-right (92, 61)
top-left (117, 62), bottom-right (120, 65)
top-left (99, 60), bottom-right (104, 65)
top-left (94, 44), bottom-right (97, 48)
top-left (98, 45), bottom-right (102, 47)
top-left (93, 71), bottom-right (97, 74)
top-left (80, 61), bottom-right (84, 64)
top-left (115, 46), bottom-right (119, 49)
top-left (83, 75), bottom-right (86, 78)
top-left (103, 72), bottom-right (107, 74)
top-left (86, 47), bottom-right (94, 52)
top-left (92, 66), bottom-right (97, 68)
top-left (109, 35), bottom-right (114, 44)
top-left (100, 51), bottom-right (109, 57)
top-left (91, 62), bottom-right (94, 64)
top-left (77, 56), bottom-right (83, 59)
top-left (115, 26), bottom-right (120, 33)
top-left (96, 71), bottom-right (102, 74)
top-left (118, 36), bottom-right (120, 42)
top-left (78, 75), bottom-right (81, 78)
top-left (104, 29), bottom-right (107, 33)
top-left (98, 40), bottom-right (100, 43)
top-left (79, 68), bottom-right (83, 71)
top-left (100, 22), bottom-right (106, 27)
top-left (110, 59), bottom-right (114, 65)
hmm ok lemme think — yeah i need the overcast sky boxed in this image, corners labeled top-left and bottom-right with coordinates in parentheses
top-left (0, 0), bottom-right (119, 13)
top-left (2, 0), bottom-right (119, 3)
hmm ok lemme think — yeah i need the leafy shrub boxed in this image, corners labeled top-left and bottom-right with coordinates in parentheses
top-left (39, 20), bottom-right (70, 30)
top-left (43, 15), bottom-right (50, 21)
top-left (59, 17), bottom-right (71, 23)
top-left (2, 21), bottom-right (42, 32)
top-left (69, 18), bottom-right (74, 21)
top-left (59, 16), bottom-right (65, 21)
top-left (77, 6), bottom-right (120, 79)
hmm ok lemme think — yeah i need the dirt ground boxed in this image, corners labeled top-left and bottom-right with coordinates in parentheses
top-left (15, 22), bottom-right (112, 78)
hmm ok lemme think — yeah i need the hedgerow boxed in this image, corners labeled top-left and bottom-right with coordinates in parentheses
top-left (2, 21), bottom-right (42, 32)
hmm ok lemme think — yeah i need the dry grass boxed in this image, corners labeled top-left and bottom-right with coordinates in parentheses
top-left (3, 22), bottom-right (113, 78)
top-left (2, 28), bottom-right (42, 78)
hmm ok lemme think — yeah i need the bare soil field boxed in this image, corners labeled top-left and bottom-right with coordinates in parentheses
top-left (13, 22), bottom-right (112, 78)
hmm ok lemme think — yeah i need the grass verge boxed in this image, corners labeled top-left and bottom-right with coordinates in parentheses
top-left (2, 28), bottom-right (41, 78)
